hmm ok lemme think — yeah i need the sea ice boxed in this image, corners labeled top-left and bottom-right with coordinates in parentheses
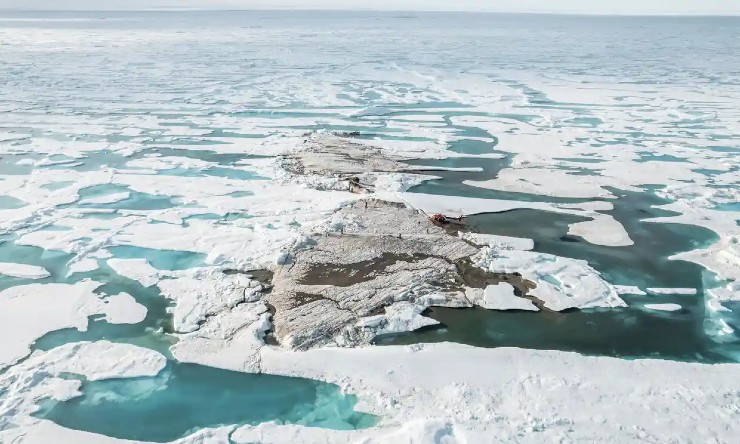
top-left (78, 191), bottom-right (130, 205)
top-left (0, 341), bottom-right (166, 437)
top-left (101, 292), bottom-right (148, 324)
top-left (171, 301), bottom-right (270, 373)
top-left (66, 258), bottom-right (99, 275)
top-left (614, 285), bottom-right (647, 296)
top-left (157, 269), bottom-right (260, 333)
top-left (646, 288), bottom-right (698, 295)
top-left (644, 303), bottom-right (682, 312)
top-left (0, 281), bottom-right (134, 366)
top-left (0, 262), bottom-right (51, 279)
top-left (257, 343), bottom-right (740, 444)
top-left (567, 214), bottom-right (634, 247)
top-left (107, 258), bottom-right (161, 287)
top-left (471, 283), bottom-right (539, 311)
top-left (474, 248), bottom-right (626, 311)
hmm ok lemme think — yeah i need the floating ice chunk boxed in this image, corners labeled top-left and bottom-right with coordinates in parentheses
top-left (157, 269), bottom-right (256, 333)
top-left (42, 341), bottom-right (166, 382)
top-left (371, 173), bottom-right (436, 192)
top-left (474, 248), bottom-right (625, 311)
top-left (0, 262), bottom-right (50, 279)
top-left (78, 191), bottom-right (130, 205)
top-left (706, 281), bottom-right (740, 303)
top-left (385, 191), bottom-right (553, 216)
top-left (171, 302), bottom-right (270, 373)
top-left (704, 282), bottom-right (739, 342)
top-left (0, 281), bottom-right (141, 366)
top-left (356, 301), bottom-right (439, 338)
top-left (15, 158), bottom-right (35, 166)
top-left (646, 288), bottom-right (698, 295)
top-left (567, 214), bottom-right (634, 247)
top-left (0, 341), bottom-right (165, 439)
top-left (107, 258), bottom-right (161, 287)
top-left (644, 303), bottom-right (682, 312)
top-left (101, 293), bottom-right (147, 324)
top-left (275, 250), bottom-right (291, 265)
top-left (472, 283), bottom-right (539, 311)
top-left (67, 258), bottom-right (99, 275)
top-left (348, 105), bottom-right (393, 117)
top-left (614, 285), bottom-right (647, 296)
top-left (465, 167), bottom-right (615, 199)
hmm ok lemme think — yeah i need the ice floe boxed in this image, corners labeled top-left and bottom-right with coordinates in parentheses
top-left (101, 292), bottom-right (148, 324)
top-left (0, 341), bottom-right (166, 436)
top-left (171, 301), bottom-right (271, 373)
top-left (567, 214), bottom-right (634, 247)
top-left (157, 268), bottom-right (265, 333)
top-left (614, 285), bottom-right (647, 296)
top-left (255, 343), bottom-right (740, 444)
top-left (0, 262), bottom-right (50, 279)
top-left (646, 288), bottom-right (698, 296)
top-left (468, 283), bottom-right (539, 311)
top-left (78, 191), bottom-right (130, 205)
top-left (107, 258), bottom-right (161, 288)
top-left (0, 281), bottom-right (131, 366)
top-left (474, 248), bottom-right (626, 311)
top-left (644, 303), bottom-right (682, 312)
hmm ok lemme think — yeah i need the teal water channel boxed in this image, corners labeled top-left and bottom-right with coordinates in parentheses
top-left (381, 159), bottom-right (739, 363)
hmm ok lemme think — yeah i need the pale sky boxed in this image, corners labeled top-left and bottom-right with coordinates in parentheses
top-left (1, 0), bottom-right (739, 15)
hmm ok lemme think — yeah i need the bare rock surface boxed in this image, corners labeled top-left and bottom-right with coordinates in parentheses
top-left (282, 135), bottom-right (411, 177)
top-left (266, 199), bottom-right (532, 349)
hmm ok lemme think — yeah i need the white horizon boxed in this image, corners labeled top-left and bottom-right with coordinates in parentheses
top-left (1, 1), bottom-right (739, 16)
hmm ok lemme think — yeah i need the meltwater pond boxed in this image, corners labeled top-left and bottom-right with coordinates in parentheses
top-left (36, 362), bottom-right (377, 442)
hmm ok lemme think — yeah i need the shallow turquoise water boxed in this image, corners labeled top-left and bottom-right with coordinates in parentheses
top-left (36, 362), bottom-right (377, 442)
top-left (76, 184), bottom-right (177, 211)
top-left (107, 246), bottom-right (208, 271)
top-left (0, 238), bottom-right (74, 291)
top-left (716, 202), bottom-right (739, 212)
top-left (0, 195), bottom-right (27, 209)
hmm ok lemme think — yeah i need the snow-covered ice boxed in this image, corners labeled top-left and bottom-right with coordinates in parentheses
top-left (644, 303), bottom-right (682, 312)
top-left (0, 281), bottom-right (133, 366)
top-left (473, 248), bottom-right (626, 311)
top-left (646, 288), bottom-right (698, 296)
top-left (0, 262), bottom-right (50, 279)
top-left (469, 283), bottom-right (539, 311)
